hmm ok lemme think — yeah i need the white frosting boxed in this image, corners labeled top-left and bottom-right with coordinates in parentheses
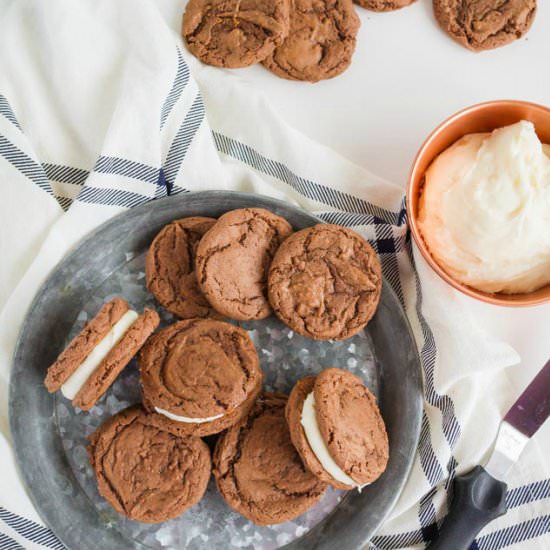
top-left (301, 392), bottom-right (359, 488)
top-left (418, 121), bottom-right (550, 294)
top-left (154, 407), bottom-right (224, 424)
top-left (61, 310), bottom-right (139, 400)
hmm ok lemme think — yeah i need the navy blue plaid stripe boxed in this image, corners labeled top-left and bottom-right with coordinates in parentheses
top-left (507, 479), bottom-right (550, 509)
top-left (160, 48), bottom-right (190, 130)
top-left (379, 250), bottom-right (404, 302)
top-left (0, 135), bottom-right (53, 196)
top-left (0, 95), bottom-right (21, 130)
top-left (418, 486), bottom-right (439, 543)
top-left (94, 156), bottom-right (160, 185)
top-left (407, 238), bottom-right (462, 453)
top-left (55, 196), bottom-right (73, 211)
top-left (0, 508), bottom-right (64, 549)
top-left (0, 532), bottom-right (25, 550)
top-left (316, 210), bottom-right (383, 226)
top-left (164, 93), bottom-right (205, 187)
top-left (476, 514), bottom-right (550, 550)
top-left (418, 412), bottom-right (445, 485)
top-left (212, 131), bottom-right (401, 226)
top-left (43, 163), bottom-right (89, 186)
top-left (316, 211), bottom-right (408, 254)
top-left (0, 96), bottom-right (75, 211)
top-left (155, 167), bottom-right (169, 199)
top-left (77, 186), bottom-right (151, 208)
top-left (405, 237), bottom-right (462, 533)
top-left (371, 528), bottom-right (425, 549)
top-left (0, 121), bottom-right (73, 211)
top-left (444, 456), bottom-right (459, 491)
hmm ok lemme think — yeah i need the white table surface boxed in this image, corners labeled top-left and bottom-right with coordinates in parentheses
top-left (160, 0), bottom-right (550, 441)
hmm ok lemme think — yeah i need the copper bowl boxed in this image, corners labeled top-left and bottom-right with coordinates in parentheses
top-left (407, 100), bottom-right (550, 307)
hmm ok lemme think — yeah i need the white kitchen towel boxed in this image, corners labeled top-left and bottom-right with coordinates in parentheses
top-left (0, 1), bottom-right (548, 549)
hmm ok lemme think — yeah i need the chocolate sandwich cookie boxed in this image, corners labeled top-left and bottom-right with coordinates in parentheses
top-left (139, 319), bottom-right (263, 436)
top-left (268, 224), bottom-right (381, 340)
top-left (88, 405), bottom-right (211, 523)
top-left (44, 298), bottom-right (159, 411)
top-left (286, 369), bottom-right (389, 490)
top-left (433, 0), bottom-right (537, 51)
top-left (182, 0), bottom-right (291, 68)
top-left (214, 392), bottom-right (327, 525)
top-left (146, 217), bottom-right (220, 319)
top-left (196, 208), bottom-right (293, 321)
top-left (355, 0), bottom-right (416, 11)
top-left (262, 0), bottom-right (360, 82)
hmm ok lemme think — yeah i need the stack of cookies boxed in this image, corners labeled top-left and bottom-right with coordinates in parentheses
top-left (181, 0), bottom-right (538, 83)
top-left (44, 207), bottom-right (389, 526)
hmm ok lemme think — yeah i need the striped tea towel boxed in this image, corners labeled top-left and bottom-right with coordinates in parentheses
top-left (0, 1), bottom-right (549, 549)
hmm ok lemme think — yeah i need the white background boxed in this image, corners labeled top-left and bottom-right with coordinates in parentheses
top-left (159, 0), bottom-right (550, 440)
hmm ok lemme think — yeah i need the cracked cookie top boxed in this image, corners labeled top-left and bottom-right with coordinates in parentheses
top-left (268, 224), bottom-right (381, 340)
top-left (196, 208), bottom-right (293, 321)
top-left (146, 217), bottom-right (219, 320)
top-left (182, 0), bottom-right (291, 68)
top-left (213, 392), bottom-right (327, 525)
top-left (88, 405), bottom-right (211, 523)
top-left (139, 319), bottom-right (262, 419)
top-left (433, 0), bottom-right (537, 51)
top-left (262, 0), bottom-right (360, 82)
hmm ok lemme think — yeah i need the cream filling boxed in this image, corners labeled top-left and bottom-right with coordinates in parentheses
top-left (418, 121), bottom-right (550, 294)
top-left (301, 392), bottom-right (361, 489)
top-left (61, 310), bottom-right (139, 400)
top-left (154, 407), bottom-right (224, 424)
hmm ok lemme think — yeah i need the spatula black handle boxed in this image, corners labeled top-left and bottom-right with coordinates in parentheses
top-left (428, 466), bottom-right (508, 550)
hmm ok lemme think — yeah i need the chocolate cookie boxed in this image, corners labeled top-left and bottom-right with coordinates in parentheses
top-left (182, 0), bottom-right (291, 68)
top-left (286, 369), bottom-right (389, 489)
top-left (268, 224), bottom-right (381, 340)
top-left (262, 0), bottom-right (360, 82)
top-left (88, 406), bottom-right (211, 523)
top-left (196, 208), bottom-right (293, 321)
top-left (356, 0), bottom-right (416, 11)
top-left (213, 392), bottom-right (327, 525)
top-left (139, 319), bottom-right (262, 436)
top-left (433, 0), bottom-right (537, 51)
top-left (44, 298), bottom-right (160, 411)
top-left (285, 375), bottom-right (349, 489)
top-left (146, 217), bottom-right (219, 319)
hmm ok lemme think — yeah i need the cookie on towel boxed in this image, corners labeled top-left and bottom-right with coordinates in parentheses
top-left (88, 405), bottom-right (211, 523)
top-left (262, 0), bottom-right (360, 82)
top-left (286, 368), bottom-right (389, 490)
top-left (182, 0), bottom-right (291, 68)
top-left (146, 217), bottom-right (220, 319)
top-left (139, 319), bottom-right (263, 436)
top-left (44, 298), bottom-right (159, 411)
top-left (433, 0), bottom-right (537, 51)
top-left (268, 224), bottom-right (381, 340)
top-left (213, 392), bottom-right (327, 525)
top-left (196, 208), bottom-right (293, 320)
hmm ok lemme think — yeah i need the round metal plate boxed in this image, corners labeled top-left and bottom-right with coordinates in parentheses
top-left (9, 191), bottom-right (422, 550)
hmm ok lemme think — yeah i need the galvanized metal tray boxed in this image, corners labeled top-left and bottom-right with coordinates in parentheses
top-left (10, 191), bottom-right (422, 550)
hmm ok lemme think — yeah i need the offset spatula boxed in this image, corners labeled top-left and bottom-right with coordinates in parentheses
top-left (429, 358), bottom-right (550, 550)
